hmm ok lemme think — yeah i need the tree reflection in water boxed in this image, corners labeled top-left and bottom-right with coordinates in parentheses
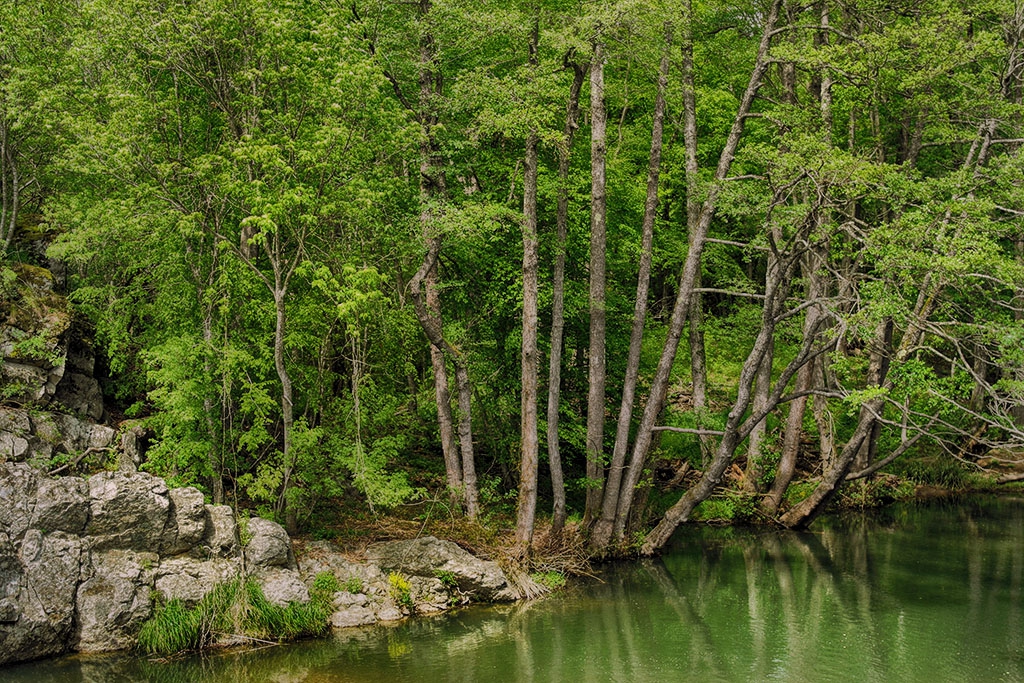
top-left (8, 497), bottom-right (1024, 682)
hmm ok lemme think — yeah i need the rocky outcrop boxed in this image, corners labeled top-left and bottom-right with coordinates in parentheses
top-left (300, 536), bottom-right (515, 629)
top-left (0, 408), bottom-right (117, 466)
top-left (2, 261), bottom-right (116, 468)
top-left (0, 463), bottom-right (516, 666)
top-left (365, 536), bottom-right (516, 602)
top-left (0, 463), bottom-right (268, 664)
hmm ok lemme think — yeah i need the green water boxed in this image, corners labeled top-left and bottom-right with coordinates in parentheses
top-left (7, 496), bottom-right (1024, 682)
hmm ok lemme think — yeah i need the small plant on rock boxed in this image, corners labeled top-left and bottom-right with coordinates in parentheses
top-left (387, 571), bottom-right (414, 612)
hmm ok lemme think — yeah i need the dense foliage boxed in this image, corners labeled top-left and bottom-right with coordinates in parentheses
top-left (3, 0), bottom-right (1024, 552)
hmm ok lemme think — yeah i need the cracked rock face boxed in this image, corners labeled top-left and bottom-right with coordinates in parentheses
top-left (0, 463), bottom-right (307, 665)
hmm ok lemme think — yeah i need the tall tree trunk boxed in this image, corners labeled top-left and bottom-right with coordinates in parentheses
top-left (609, 0), bottom-right (784, 544)
top-left (585, 40), bottom-right (608, 523)
top-left (641, 246), bottom-right (816, 554)
top-left (681, 2), bottom-right (712, 465)
top-left (742, 338), bottom-right (773, 493)
top-left (272, 285), bottom-right (297, 534)
top-left (761, 249), bottom-right (825, 515)
top-left (546, 59), bottom-right (586, 539)
top-left (516, 126), bottom-right (540, 547)
top-left (409, 0), bottom-right (477, 514)
top-left (425, 255), bottom-right (462, 505)
top-left (591, 24), bottom-right (671, 549)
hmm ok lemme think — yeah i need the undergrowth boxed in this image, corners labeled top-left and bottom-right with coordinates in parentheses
top-left (137, 573), bottom-right (336, 655)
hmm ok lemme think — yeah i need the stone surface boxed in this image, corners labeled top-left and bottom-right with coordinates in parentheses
top-left (53, 372), bottom-right (104, 421)
top-left (0, 467), bottom-right (520, 665)
top-left (253, 567), bottom-right (309, 607)
top-left (75, 550), bottom-right (155, 652)
top-left (0, 409), bottom-right (116, 467)
top-left (244, 517), bottom-right (295, 569)
top-left (86, 471), bottom-right (171, 552)
top-left (0, 463), bottom-right (39, 540)
top-left (0, 530), bottom-right (84, 665)
top-left (365, 536), bottom-right (513, 602)
top-left (203, 505), bottom-right (239, 557)
top-left (32, 476), bottom-right (90, 535)
top-left (154, 557), bottom-right (241, 606)
top-left (163, 487), bottom-right (207, 556)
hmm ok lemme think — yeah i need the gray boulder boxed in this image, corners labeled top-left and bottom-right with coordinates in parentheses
top-left (163, 487), bottom-right (207, 556)
top-left (203, 505), bottom-right (239, 557)
top-left (253, 567), bottom-right (309, 607)
top-left (0, 530), bottom-right (84, 665)
top-left (0, 462), bottom-right (39, 540)
top-left (53, 372), bottom-right (104, 421)
top-left (365, 536), bottom-right (513, 602)
top-left (32, 475), bottom-right (90, 535)
top-left (75, 549), bottom-right (156, 652)
top-left (243, 517), bottom-right (295, 569)
top-left (154, 557), bottom-right (241, 607)
top-left (86, 471), bottom-right (171, 552)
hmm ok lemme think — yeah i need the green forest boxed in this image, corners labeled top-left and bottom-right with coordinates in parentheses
top-left (3, 0), bottom-right (1024, 557)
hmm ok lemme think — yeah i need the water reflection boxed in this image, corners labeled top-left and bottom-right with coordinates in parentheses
top-left (8, 496), bottom-right (1024, 682)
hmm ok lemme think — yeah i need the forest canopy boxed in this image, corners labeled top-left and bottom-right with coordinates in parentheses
top-left (3, 0), bottom-right (1024, 554)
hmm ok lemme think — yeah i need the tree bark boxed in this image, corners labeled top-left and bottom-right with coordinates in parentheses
top-left (516, 126), bottom-right (540, 547)
top-left (546, 59), bottom-right (586, 539)
top-left (609, 0), bottom-right (784, 544)
top-left (742, 338), bottom-right (774, 493)
top-left (585, 40), bottom-right (608, 523)
top-left (592, 24), bottom-right (671, 549)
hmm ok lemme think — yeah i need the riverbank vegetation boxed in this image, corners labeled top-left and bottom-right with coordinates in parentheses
top-left (137, 573), bottom-right (338, 655)
top-left (3, 0), bottom-right (1024, 558)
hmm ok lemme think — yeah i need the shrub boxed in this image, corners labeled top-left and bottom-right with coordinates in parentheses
top-left (387, 571), bottom-right (414, 611)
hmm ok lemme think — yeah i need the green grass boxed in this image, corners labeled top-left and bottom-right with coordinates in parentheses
top-left (137, 574), bottom-right (336, 655)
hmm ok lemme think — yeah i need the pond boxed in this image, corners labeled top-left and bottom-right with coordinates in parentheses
top-left (7, 496), bottom-right (1024, 682)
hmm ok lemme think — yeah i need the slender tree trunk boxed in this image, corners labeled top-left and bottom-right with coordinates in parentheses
top-left (761, 250), bottom-right (825, 515)
top-left (410, 0), bottom-right (477, 513)
top-left (852, 319), bottom-right (892, 473)
top-left (516, 126), bottom-right (540, 547)
top-left (585, 40), bottom-right (608, 523)
top-left (454, 364), bottom-right (478, 517)
top-left (641, 248), bottom-right (816, 554)
top-left (742, 338), bottom-right (773, 493)
top-left (609, 0), bottom-right (783, 543)
top-left (546, 59), bottom-right (586, 538)
top-left (592, 24), bottom-right (671, 549)
top-left (272, 285), bottom-right (298, 534)
top-left (680, 3), bottom-right (712, 465)
top-left (426, 245), bottom-right (461, 502)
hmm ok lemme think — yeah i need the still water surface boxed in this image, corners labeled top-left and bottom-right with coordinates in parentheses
top-left (8, 496), bottom-right (1024, 682)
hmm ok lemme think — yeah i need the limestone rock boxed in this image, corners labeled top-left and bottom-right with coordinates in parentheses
top-left (75, 549), bottom-right (156, 652)
top-left (365, 536), bottom-right (513, 602)
top-left (203, 505), bottom-right (239, 557)
top-left (154, 557), bottom-right (241, 606)
top-left (330, 591), bottom-right (376, 628)
top-left (0, 409), bottom-right (31, 462)
top-left (86, 471), bottom-right (171, 551)
top-left (53, 372), bottom-right (104, 421)
top-left (163, 487), bottom-right (207, 556)
top-left (253, 567), bottom-right (309, 607)
top-left (0, 462), bottom-right (39, 540)
top-left (0, 530), bottom-right (83, 665)
top-left (31, 475), bottom-right (89, 535)
top-left (243, 517), bottom-right (295, 569)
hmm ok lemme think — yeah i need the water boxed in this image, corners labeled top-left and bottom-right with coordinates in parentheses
top-left (7, 496), bottom-right (1024, 682)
